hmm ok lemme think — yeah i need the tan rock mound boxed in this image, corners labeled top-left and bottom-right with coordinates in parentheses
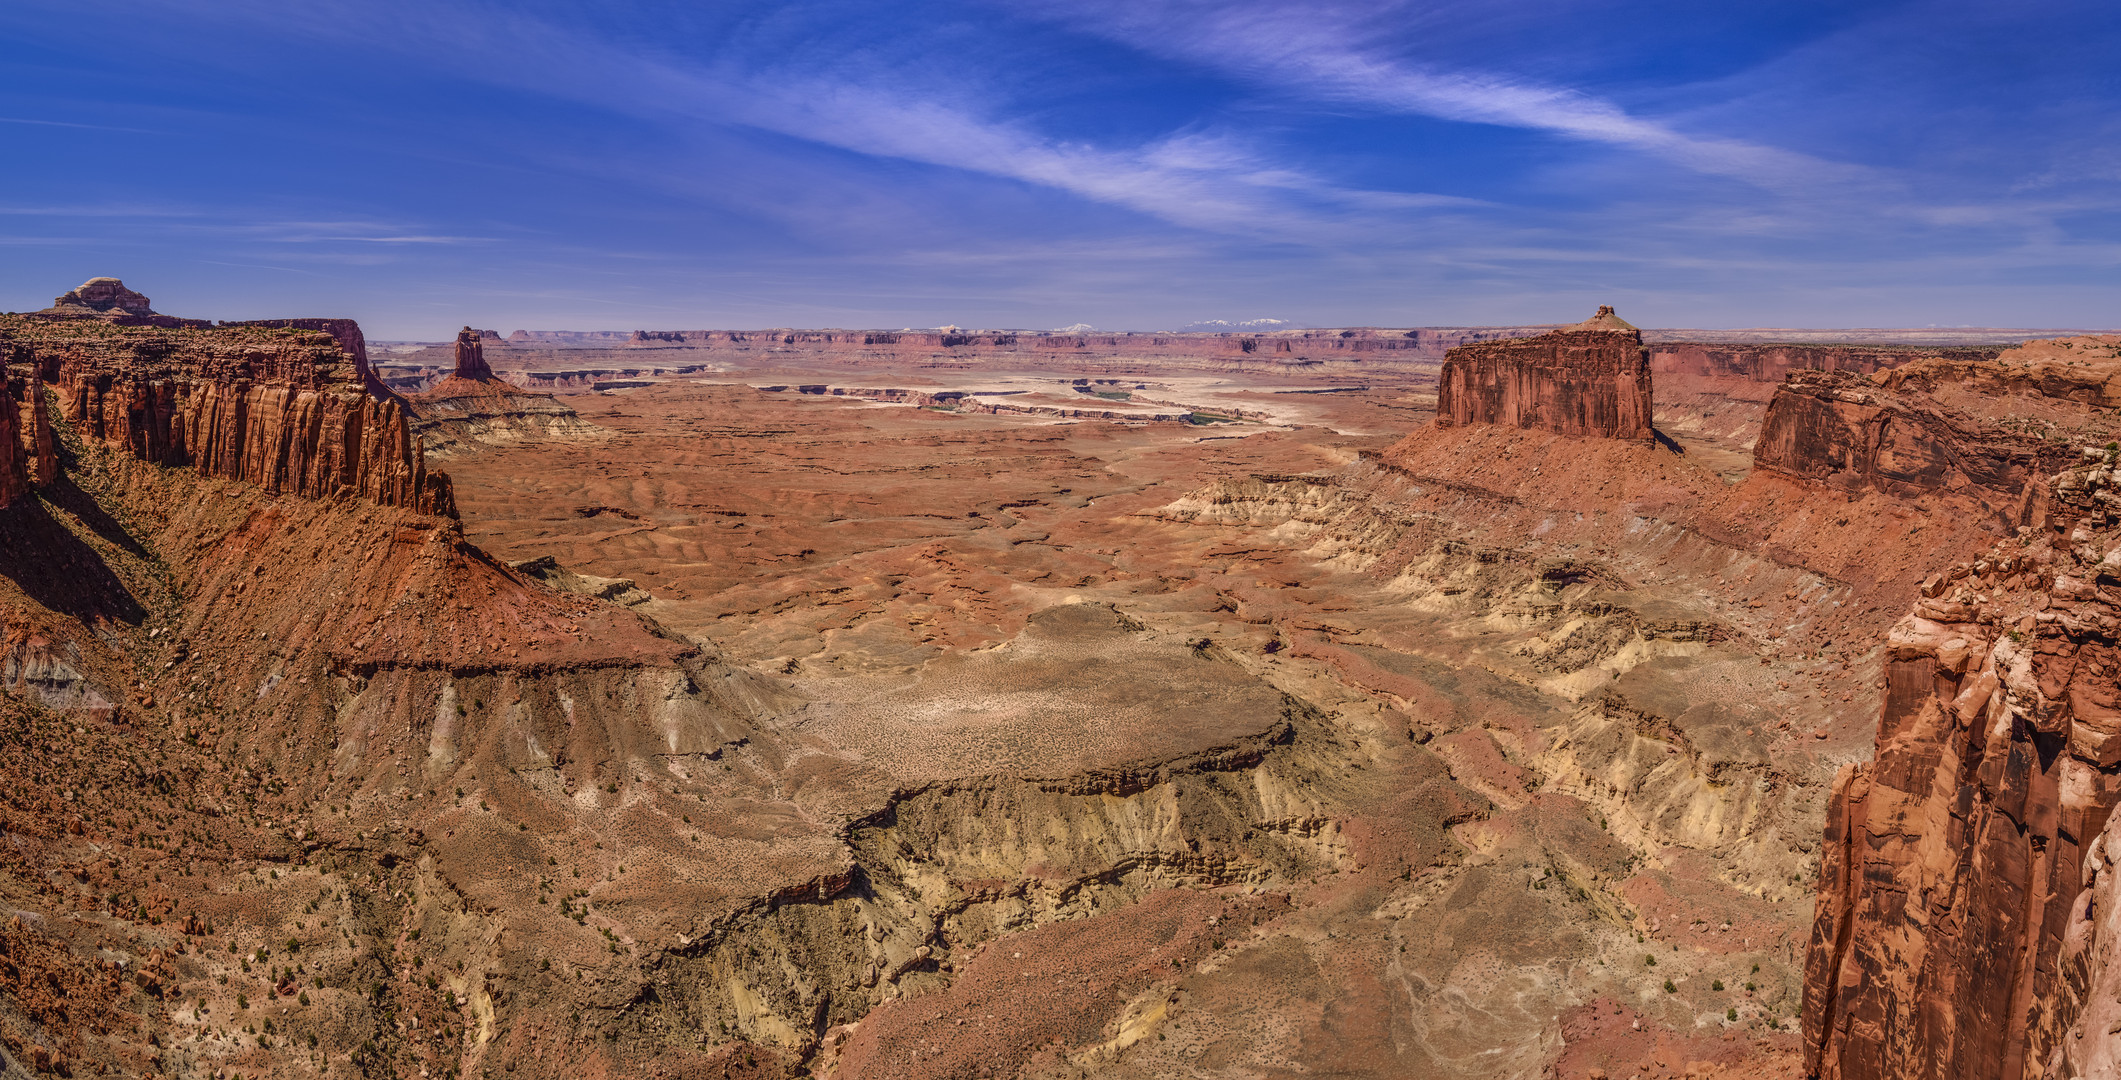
top-left (47, 276), bottom-right (153, 315)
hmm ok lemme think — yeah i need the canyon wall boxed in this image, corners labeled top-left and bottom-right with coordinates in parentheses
top-left (1802, 337), bottom-right (2121, 1080)
top-left (0, 316), bottom-right (453, 514)
top-left (1756, 339), bottom-right (2121, 527)
top-left (1802, 454), bottom-right (2121, 1080)
top-left (1651, 343), bottom-right (1998, 384)
top-left (1752, 369), bottom-right (2069, 525)
top-left (1434, 306), bottom-right (1654, 439)
top-left (220, 317), bottom-right (372, 378)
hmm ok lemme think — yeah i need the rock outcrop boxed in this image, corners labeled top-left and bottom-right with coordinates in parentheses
top-left (45, 277), bottom-right (153, 316)
top-left (30, 276), bottom-right (211, 329)
top-left (1803, 450), bottom-right (2121, 1080)
top-left (1755, 340), bottom-right (2121, 530)
top-left (1801, 345), bottom-right (2121, 1080)
top-left (1434, 305), bottom-right (1654, 439)
top-left (452, 324), bottom-right (495, 380)
top-left (1, 315), bottom-right (453, 514)
top-left (0, 367), bottom-right (61, 507)
top-left (410, 328), bottom-right (604, 458)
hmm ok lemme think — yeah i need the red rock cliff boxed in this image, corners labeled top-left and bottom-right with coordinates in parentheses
top-left (1, 316), bottom-right (453, 515)
top-left (1434, 306), bottom-right (1654, 439)
top-left (1756, 341), bottom-right (2121, 529)
top-left (1802, 339), bottom-right (2121, 1080)
top-left (1652, 343), bottom-right (1998, 384)
top-left (220, 317), bottom-right (372, 380)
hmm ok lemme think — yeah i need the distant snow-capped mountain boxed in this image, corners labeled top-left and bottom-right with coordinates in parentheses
top-left (1049, 323), bottom-right (1097, 333)
top-left (1176, 318), bottom-right (1308, 333)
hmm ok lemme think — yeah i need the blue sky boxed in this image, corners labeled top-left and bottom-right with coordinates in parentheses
top-left (1, 0), bottom-right (2116, 337)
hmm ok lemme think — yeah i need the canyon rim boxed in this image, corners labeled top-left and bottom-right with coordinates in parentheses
top-left (0, 277), bottom-right (2115, 1079)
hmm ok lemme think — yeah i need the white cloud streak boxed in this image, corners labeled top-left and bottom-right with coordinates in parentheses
top-left (50, 0), bottom-right (1479, 241)
top-left (1030, 0), bottom-right (1867, 191)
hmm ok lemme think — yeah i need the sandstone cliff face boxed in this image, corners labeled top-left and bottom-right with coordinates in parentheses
top-left (1, 316), bottom-right (453, 514)
top-left (0, 369), bottom-right (58, 507)
top-left (1753, 369), bottom-right (2071, 525)
top-left (1803, 450), bottom-right (2121, 1080)
top-left (1756, 342), bottom-right (2121, 530)
top-left (220, 317), bottom-right (372, 378)
top-left (2049, 806), bottom-right (2121, 1078)
top-left (1435, 306), bottom-right (1654, 439)
top-left (1651, 343), bottom-right (1997, 384)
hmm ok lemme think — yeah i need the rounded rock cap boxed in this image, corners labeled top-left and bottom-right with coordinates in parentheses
top-left (1568, 304), bottom-right (1639, 332)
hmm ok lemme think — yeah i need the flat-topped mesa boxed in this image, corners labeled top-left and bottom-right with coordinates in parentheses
top-left (0, 313), bottom-right (454, 515)
top-left (453, 325), bottom-right (495, 380)
top-left (1434, 305), bottom-right (1654, 439)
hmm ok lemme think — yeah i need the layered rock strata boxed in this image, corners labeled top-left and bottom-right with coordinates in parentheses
top-left (1756, 340), bottom-right (2121, 527)
top-left (1434, 305), bottom-right (1655, 439)
top-left (46, 276), bottom-right (152, 316)
top-left (0, 315), bottom-right (452, 514)
top-left (29, 276), bottom-right (210, 329)
top-left (1651, 343), bottom-right (1998, 384)
top-left (1803, 448), bottom-right (2121, 1080)
top-left (219, 317), bottom-right (373, 379)
top-left (1754, 369), bottom-right (2065, 522)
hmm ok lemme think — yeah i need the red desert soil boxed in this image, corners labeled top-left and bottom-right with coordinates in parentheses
top-left (9, 293), bottom-right (2108, 1080)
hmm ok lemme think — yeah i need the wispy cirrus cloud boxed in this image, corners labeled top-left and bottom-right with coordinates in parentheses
top-left (0, 116), bottom-right (161, 135)
top-left (1026, 0), bottom-right (1867, 191)
top-left (58, 0), bottom-right (1477, 241)
top-left (669, 75), bottom-right (1482, 240)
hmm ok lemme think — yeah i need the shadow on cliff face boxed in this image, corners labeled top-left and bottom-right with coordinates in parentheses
top-left (37, 471), bottom-right (148, 558)
top-left (0, 491), bottom-right (145, 625)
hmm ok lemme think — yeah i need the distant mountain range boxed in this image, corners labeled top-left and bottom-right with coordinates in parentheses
top-left (1175, 318), bottom-right (1311, 333)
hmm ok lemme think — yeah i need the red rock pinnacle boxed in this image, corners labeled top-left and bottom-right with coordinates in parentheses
top-left (454, 326), bottom-right (495, 381)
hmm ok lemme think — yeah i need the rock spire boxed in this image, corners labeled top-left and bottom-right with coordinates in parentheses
top-left (454, 326), bottom-right (494, 381)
